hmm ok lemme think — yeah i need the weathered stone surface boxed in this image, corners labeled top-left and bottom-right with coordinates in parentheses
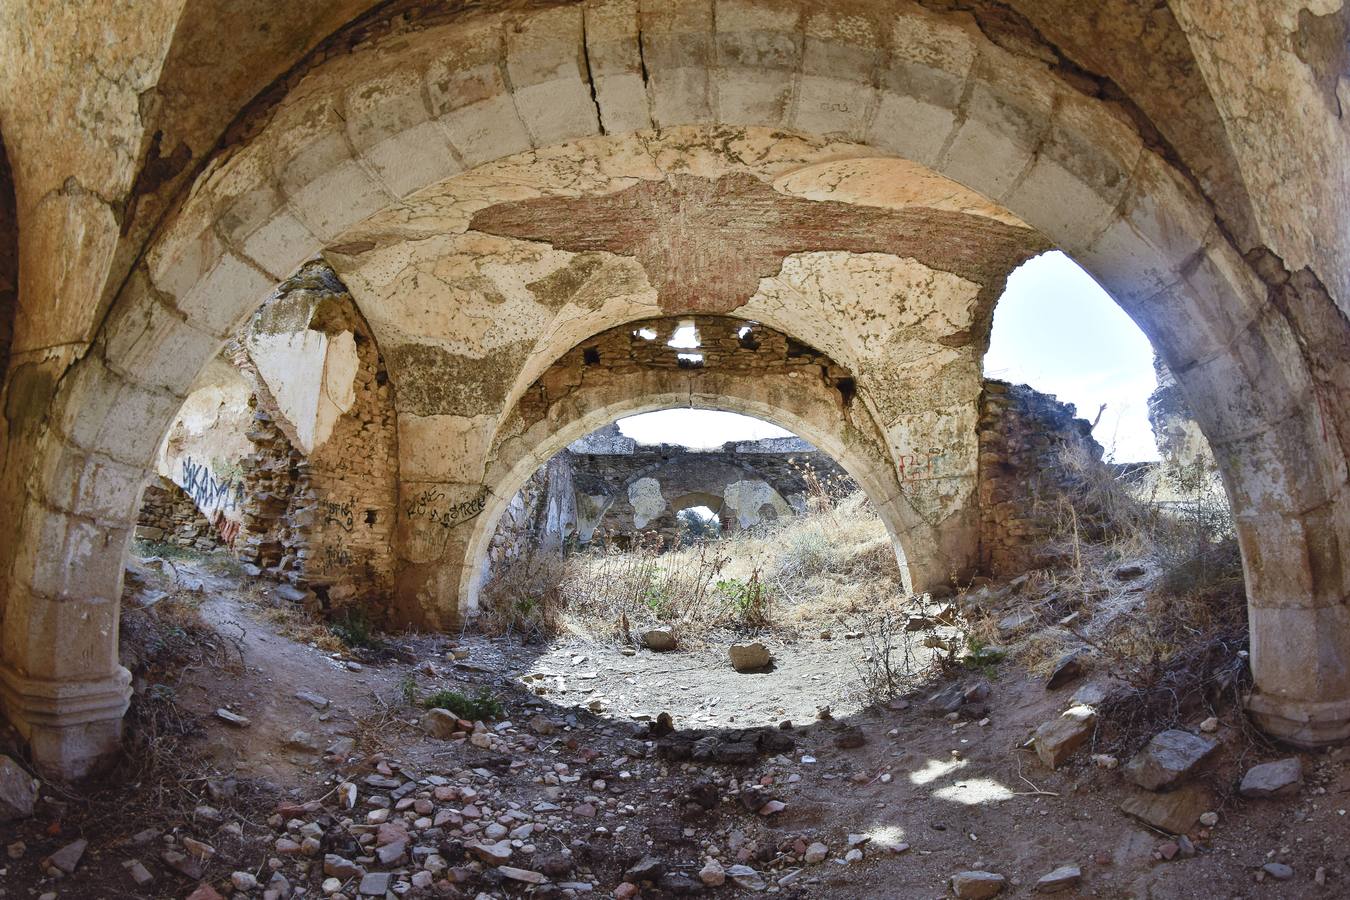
top-left (1239, 758), bottom-right (1303, 799)
top-left (0, 756), bottom-right (37, 821)
top-left (1123, 730), bottom-right (1217, 791)
top-left (729, 642), bottom-right (772, 672)
top-left (1120, 784), bottom-right (1214, 835)
top-left (952, 870), bottom-right (1006, 898)
top-left (641, 627), bottom-right (677, 652)
top-left (1036, 865), bottom-right (1082, 893)
top-left (1032, 705), bottom-right (1097, 769)
top-left (422, 709), bottom-right (461, 739)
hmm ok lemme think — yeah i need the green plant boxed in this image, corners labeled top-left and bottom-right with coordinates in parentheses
top-left (715, 571), bottom-right (772, 627)
top-left (641, 574), bottom-right (674, 619)
top-left (422, 689), bottom-right (504, 721)
top-left (960, 634), bottom-right (1006, 676)
top-left (330, 608), bottom-right (380, 650)
top-left (399, 674), bottom-right (418, 707)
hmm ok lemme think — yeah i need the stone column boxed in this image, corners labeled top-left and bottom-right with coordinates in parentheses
top-left (0, 493), bottom-right (133, 778)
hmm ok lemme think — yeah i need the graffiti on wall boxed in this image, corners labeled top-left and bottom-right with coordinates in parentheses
top-left (404, 486), bottom-right (488, 528)
top-left (322, 498), bottom-right (355, 532)
top-left (322, 544), bottom-right (353, 570)
top-left (180, 456), bottom-right (245, 512)
top-left (897, 449), bottom-right (947, 484)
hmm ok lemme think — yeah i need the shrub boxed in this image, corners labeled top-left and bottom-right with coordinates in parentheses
top-left (714, 571), bottom-right (772, 627)
top-left (422, 689), bottom-right (503, 721)
top-left (330, 608), bottom-right (381, 649)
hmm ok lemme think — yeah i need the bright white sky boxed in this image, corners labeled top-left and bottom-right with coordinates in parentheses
top-left (619, 251), bottom-right (1159, 461)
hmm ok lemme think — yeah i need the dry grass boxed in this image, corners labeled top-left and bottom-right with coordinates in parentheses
top-left (987, 445), bottom-right (1252, 750)
top-left (479, 486), bottom-right (906, 646)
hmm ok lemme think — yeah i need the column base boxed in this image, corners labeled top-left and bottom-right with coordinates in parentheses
top-left (1247, 690), bottom-right (1350, 746)
top-left (0, 663), bottom-right (131, 779)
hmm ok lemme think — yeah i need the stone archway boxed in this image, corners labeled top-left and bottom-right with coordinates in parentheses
top-left (591, 456), bottom-right (799, 542)
top-left (2, 2), bottom-right (1347, 774)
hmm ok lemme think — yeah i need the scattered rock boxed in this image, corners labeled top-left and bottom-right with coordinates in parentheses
top-left (1262, 862), bottom-right (1294, 881)
top-left (1120, 783), bottom-right (1214, 834)
top-left (185, 884), bottom-right (225, 900)
top-left (1071, 683), bottom-right (1108, 707)
top-left (626, 856), bottom-right (665, 882)
top-left (1114, 563), bottom-right (1147, 580)
top-left (699, 858), bottom-right (726, 886)
top-left (804, 842), bottom-right (828, 864)
top-left (46, 838), bottom-right (88, 873)
top-left (500, 866), bottom-right (547, 884)
top-left (1123, 730), bottom-right (1217, 790)
top-left (123, 859), bottom-right (154, 886)
top-left (1031, 705), bottom-right (1097, 769)
top-left (726, 864), bottom-right (766, 891)
top-left (469, 840), bottom-right (513, 864)
top-left (0, 755), bottom-right (38, 821)
top-left (729, 641), bottom-right (772, 672)
top-left (215, 708), bottom-right (251, 728)
top-left (1239, 757), bottom-right (1303, 798)
top-left (641, 627), bottom-right (677, 651)
top-left (1036, 865), bottom-right (1081, 893)
top-left (295, 690), bottom-right (330, 709)
top-left (952, 870), bottom-right (1006, 898)
top-left (422, 708), bottom-right (461, 739)
top-left (358, 872), bottom-right (392, 895)
top-left (1045, 650), bottom-right (1086, 690)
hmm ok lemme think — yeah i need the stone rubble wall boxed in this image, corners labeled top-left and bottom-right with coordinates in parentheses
top-left (137, 263), bottom-right (400, 615)
top-left (134, 477), bottom-right (225, 552)
top-left (976, 380), bottom-right (1107, 576)
top-left (486, 453), bottom-right (579, 573)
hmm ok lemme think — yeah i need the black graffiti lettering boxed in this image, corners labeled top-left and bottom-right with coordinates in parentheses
top-left (322, 498), bottom-right (355, 532)
top-left (180, 456), bottom-right (244, 511)
top-left (404, 487), bottom-right (488, 527)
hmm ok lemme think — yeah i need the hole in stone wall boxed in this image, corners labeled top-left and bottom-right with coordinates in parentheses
top-left (365, 509), bottom-right (377, 525)
top-left (737, 324), bottom-right (760, 350)
top-left (635, 327), bottom-right (657, 340)
top-left (668, 320), bottom-right (700, 349)
top-left (676, 351), bottom-right (704, 367)
top-left (583, 346), bottom-right (601, 365)
top-left (836, 376), bottom-right (856, 406)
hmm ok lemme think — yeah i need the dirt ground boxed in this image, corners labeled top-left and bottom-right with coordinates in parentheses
top-left (2, 557), bottom-right (1350, 900)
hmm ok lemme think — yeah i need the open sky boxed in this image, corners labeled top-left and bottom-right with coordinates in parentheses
top-left (618, 251), bottom-right (1160, 461)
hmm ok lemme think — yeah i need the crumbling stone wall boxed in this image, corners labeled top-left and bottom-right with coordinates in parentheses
top-left (976, 381), bottom-right (1106, 575)
top-left (134, 478), bottom-right (223, 552)
top-left (1148, 355), bottom-right (1219, 479)
top-left (569, 436), bottom-right (849, 546)
top-left (487, 453), bottom-right (578, 572)
top-left (136, 264), bottom-right (401, 613)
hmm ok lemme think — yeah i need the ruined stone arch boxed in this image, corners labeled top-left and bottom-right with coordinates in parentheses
top-left (456, 386), bottom-right (926, 623)
top-left (2, 1), bottom-right (1347, 774)
top-left (589, 455), bottom-right (797, 541)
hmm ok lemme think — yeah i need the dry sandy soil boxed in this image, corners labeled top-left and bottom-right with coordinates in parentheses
top-left (2, 556), bottom-right (1349, 900)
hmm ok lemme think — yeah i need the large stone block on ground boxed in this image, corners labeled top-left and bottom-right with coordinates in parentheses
top-left (1120, 783), bottom-right (1213, 834)
top-left (1239, 757), bottom-right (1302, 798)
top-left (729, 642), bottom-right (771, 672)
top-left (1032, 705), bottom-right (1097, 769)
top-left (951, 870), bottom-right (1006, 898)
top-left (1123, 729), bottom-right (1216, 790)
top-left (0, 755), bottom-right (38, 821)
